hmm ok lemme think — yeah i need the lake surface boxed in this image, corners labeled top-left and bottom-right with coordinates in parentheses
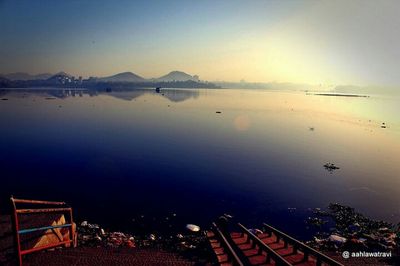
top-left (0, 88), bottom-right (399, 239)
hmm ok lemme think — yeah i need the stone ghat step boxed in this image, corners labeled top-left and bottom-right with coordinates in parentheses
top-left (23, 247), bottom-right (196, 266)
top-left (231, 232), bottom-right (317, 266)
top-left (206, 231), bottom-right (233, 266)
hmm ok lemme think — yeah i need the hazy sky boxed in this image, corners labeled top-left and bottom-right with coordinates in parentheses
top-left (1, 0), bottom-right (399, 85)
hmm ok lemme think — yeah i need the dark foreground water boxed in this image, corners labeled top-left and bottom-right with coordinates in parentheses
top-left (0, 88), bottom-right (399, 239)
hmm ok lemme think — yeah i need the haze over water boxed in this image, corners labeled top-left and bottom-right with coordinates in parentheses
top-left (1, 87), bottom-right (399, 239)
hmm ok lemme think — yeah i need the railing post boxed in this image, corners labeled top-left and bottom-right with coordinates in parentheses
top-left (69, 208), bottom-right (75, 247)
top-left (293, 245), bottom-right (298, 254)
top-left (245, 234), bottom-right (250, 244)
top-left (251, 239), bottom-right (256, 249)
top-left (258, 245), bottom-right (263, 255)
top-left (10, 197), bottom-right (22, 266)
top-left (265, 253), bottom-right (271, 264)
top-left (303, 251), bottom-right (309, 262)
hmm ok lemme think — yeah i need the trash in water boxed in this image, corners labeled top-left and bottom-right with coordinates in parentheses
top-left (78, 220), bottom-right (136, 248)
top-left (186, 224), bottom-right (200, 232)
top-left (329, 234), bottom-right (347, 244)
top-left (249, 228), bottom-right (264, 235)
top-left (223, 213), bottom-right (233, 218)
top-left (307, 203), bottom-right (399, 252)
top-left (306, 217), bottom-right (327, 227)
top-left (323, 163), bottom-right (340, 173)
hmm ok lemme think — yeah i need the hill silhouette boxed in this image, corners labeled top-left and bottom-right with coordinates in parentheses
top-left (100, 72), bottom-right (146, 82)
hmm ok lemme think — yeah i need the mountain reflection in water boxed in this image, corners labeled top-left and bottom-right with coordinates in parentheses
top-left (0, 88), bottom-right (199, 102)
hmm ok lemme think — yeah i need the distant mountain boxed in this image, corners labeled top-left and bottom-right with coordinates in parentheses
top-left (3, 72), bottom-right (53, 80)
top-left (156, 71), bottom-right (199, 82)
top-left (99, 72), bottom-right (146, 82)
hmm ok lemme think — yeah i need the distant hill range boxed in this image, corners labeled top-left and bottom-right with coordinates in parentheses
top-left (99, 70), bottom-right (199, 82)
top-left (0, 70), bottom-right (217, 89)
top-left (156, 71), bottom-right (199, 82)
top-left (3, 72), bottom-right (53, 80)
top-left (99, 72), bottom-right (147, 82)
top-left (0, 70), bottom-right (200, 82)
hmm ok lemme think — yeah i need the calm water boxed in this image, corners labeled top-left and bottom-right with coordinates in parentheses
top-left (0, 88), bottom-right (399, 239)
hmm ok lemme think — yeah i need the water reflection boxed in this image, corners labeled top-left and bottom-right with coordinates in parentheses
top-left (0, 88), bottom-right (200, 103)
top-left (0, 88), bottom-right (399, 240)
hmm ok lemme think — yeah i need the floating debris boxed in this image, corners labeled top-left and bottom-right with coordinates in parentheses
top-left (307, 203), bottom-right (399, 253)
top-left (78, 220), bottom-right (135, 248)
top-left (249, 228), bottom-right (264, 235)
top-left (306, 217), bottom-right (327, 227)
top-left (76, 219), bottom-right (210, 263)
top-left (1, 98), bottom-right (8, 101)
top-left (45, 97), bottom-right (57, 100)
top-left (381, 122), bottom-right (387, 129)
top-left (216, 111), bottom-right (222, 114)
top-left (309, 127), bottom-right (315, 131)
top-left (323, 163), bottom-right (340, 173)
top-left (186, 224), bottom-right (200, 232)
top-left (223, 213), bottom-right (233, 219)
top-left (329, 234), bottom-right (347, 245)
top-left (313, 208), bottom-right (329, 216)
